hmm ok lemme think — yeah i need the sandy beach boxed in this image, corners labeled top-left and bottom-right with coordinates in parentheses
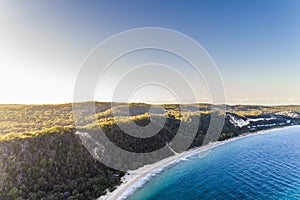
top-left (98, 125), bottom-right (300, 200)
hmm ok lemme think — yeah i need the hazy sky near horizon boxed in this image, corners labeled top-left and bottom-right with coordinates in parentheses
top-left (0, 0), bottom-right (300, 105)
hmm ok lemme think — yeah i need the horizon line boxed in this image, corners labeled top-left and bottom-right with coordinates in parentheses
top-left (0, 101), bottom-right (299, 107)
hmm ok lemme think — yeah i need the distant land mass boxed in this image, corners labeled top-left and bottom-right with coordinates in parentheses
top-left (0, 102), bottom-right (300, 199)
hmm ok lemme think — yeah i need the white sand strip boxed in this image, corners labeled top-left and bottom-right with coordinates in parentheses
top-left (98, 125), bottom-right (300, 200)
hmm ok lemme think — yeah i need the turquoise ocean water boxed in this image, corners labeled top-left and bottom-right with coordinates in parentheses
top-left (125, 126), bottom-right (300, 200)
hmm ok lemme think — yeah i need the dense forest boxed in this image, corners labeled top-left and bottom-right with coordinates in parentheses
top-left (0, 102), bottom-right (300, 199)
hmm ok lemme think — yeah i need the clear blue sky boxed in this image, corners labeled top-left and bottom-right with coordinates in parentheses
top-left (0, 0), bottom-right (299, 104)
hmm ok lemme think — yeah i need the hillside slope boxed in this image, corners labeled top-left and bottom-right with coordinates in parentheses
top-left (0, 103), bottom-right (300, 199)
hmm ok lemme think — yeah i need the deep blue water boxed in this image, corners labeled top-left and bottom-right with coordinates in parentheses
top-left (125, 127), bottom-right (300, 200)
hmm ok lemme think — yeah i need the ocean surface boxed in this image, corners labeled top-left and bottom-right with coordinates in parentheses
top-left (125, 127), bottom-right (300, 200)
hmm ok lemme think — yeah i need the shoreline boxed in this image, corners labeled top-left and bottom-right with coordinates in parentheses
top-left (98, 125), bottom-right (300, 200)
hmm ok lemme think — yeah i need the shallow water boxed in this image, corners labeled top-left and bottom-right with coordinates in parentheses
top-left (125, 127), bottom-right (300, 200)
